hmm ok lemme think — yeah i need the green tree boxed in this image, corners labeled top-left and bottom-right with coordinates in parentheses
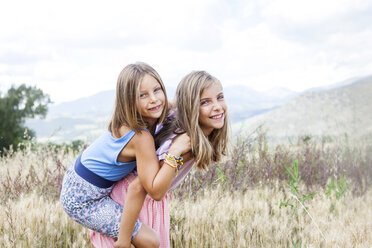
top-left (0, 84), bottom-right (51, 154)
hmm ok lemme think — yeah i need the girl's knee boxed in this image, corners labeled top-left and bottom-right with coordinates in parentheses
top-left (133, 225), bottom-right (160, 248)
top-left (128, 178), bottom-right (146, 194)
top-left (146, 234), bottom-right (160, 248)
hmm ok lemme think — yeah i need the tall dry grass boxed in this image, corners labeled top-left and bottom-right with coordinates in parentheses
top-left (1, 133), bottom-right (371, 247)
top-left (0, 141), bottom-right (92, 247)
top-left (170, 186), bottom-right (372, 247)
top-left (174, 132), bottom-right (372, 199)
top-left (1, 193), bottom-right (92, 247)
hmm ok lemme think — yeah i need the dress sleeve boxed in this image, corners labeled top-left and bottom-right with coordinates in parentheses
top-left (156, 134), bottom-right (176, 160)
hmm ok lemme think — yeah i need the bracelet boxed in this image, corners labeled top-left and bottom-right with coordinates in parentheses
top-left (164, 153), bottom-right (184, 176)
top-left (164, 158), bottom-right (178, 168)
top-left (165, 153), bottom-right (183, 165)
top-left (164, 159), bottom-right (178, 170)
top-left (164, 159), bottom-right (180, 176)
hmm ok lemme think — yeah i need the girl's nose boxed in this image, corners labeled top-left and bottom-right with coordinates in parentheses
top-left (212, 101), bottom-right (222, 111)
top-left (149, 93), bottom-right (158, 102)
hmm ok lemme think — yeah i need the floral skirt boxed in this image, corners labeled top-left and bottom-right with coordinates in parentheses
top-left (60, 164), bottom-right (142, 239)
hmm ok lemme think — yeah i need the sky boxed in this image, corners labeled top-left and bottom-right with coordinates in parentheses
top-left (1, 0), bottom-right (372, 104)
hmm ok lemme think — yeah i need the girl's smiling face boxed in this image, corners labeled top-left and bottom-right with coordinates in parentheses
top-left (198, 82), bottom-right (227, 136)
top-left (138, 74), bottom-right (166, 125)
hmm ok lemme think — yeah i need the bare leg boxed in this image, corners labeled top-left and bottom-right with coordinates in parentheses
top-left (131, 224), bottom-right (160, 248)
top-left (115, 177), bottom-right (159, 248)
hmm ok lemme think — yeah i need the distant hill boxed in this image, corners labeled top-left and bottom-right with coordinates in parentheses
top-left (224, 85), bottom-right (296, 122)
top-left (28, 75), bottom-right (372, 144)
top-left (26, 85), bottom-right (296, 143)
top-left (48, 90), bottom-right (115, 117)
top-left (26, 90), bottom-right (115, 143)
top-left (46, 85), bottom-right (296, 122)
top-left (236, 75), bottom-right (372, 141)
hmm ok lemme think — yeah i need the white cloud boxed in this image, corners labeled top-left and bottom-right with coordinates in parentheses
top-left (0, 0), bottom-right (371, 102)
top-left (262, 0), bottom-right (371, 23)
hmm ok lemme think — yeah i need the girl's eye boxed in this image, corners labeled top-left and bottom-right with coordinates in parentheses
top-left (154, 87), bottom-right (162, 93)
top-left (218, 95), bottom-right (224, 100)
top-left (140, 93), bottom-right (146, 98)
top-left (200, 100), bottom-right (208, 105)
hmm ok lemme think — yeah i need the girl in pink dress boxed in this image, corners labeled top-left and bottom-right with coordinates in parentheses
top-left (90, 70), bottom-right (230, 248)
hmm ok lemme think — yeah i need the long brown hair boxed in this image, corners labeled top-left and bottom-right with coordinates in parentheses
top-left (156, 71), bottom-right (229, 169)
top-left (108, 62), bottom-right (168, 137)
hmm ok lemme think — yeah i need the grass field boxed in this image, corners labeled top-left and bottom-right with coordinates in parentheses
top-left (1, 133), bottom-right (371, 247)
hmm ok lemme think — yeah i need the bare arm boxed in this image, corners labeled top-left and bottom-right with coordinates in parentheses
top-left (134, 132), bottom-right (190, 200)
top-left (115, 131), bottom-right (190, 247)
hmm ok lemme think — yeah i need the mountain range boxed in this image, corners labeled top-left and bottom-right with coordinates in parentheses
top-left (26, 85), bottom-right (296, 143)
top-left (26, 75), bottom-right (372, 143)
top-left (235, 75), bottom-right (372, 141)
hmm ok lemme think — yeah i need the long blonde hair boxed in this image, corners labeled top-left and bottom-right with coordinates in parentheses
top-left (175, 71), bottom-right (229, 169)
top-left (108, 62), bottom-right (168, 137)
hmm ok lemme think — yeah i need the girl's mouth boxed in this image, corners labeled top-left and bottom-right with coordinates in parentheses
top-left (148, 104), bottom-right (162, 111)
top-left (209, 113), bottom-right (224, 120)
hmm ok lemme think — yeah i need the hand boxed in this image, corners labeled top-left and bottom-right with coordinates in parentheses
top-left (114, 240), bottom-right (131, 248)
top-left (169, 133), bottom-right (191, 156)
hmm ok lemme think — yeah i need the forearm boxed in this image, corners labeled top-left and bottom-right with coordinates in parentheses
top-left (146, 143), bottom-right (185, 197)
top-left (116, 179), bottom-right (147, 245)
top-left (145, 163), bottom-right (176, 200)
top-left (135, 133), bottom-right (189, 200)
top-left (137, 154), bottom-right (180, 200)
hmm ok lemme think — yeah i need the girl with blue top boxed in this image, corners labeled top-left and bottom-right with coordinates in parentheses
top-left (60, 62), bottom-right (190, 248)
top-left (91, 70), bottom-right (230, 248)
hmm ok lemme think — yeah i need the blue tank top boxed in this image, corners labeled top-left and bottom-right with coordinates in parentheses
top-left (80, 129), bottom-right (140, 181)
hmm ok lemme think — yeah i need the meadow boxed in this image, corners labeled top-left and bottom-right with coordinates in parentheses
top-left (1, 132), bottom-right (371, 247)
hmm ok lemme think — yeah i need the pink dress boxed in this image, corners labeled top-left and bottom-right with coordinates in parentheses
top-left (90, 134), bottom-right (194, 248)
